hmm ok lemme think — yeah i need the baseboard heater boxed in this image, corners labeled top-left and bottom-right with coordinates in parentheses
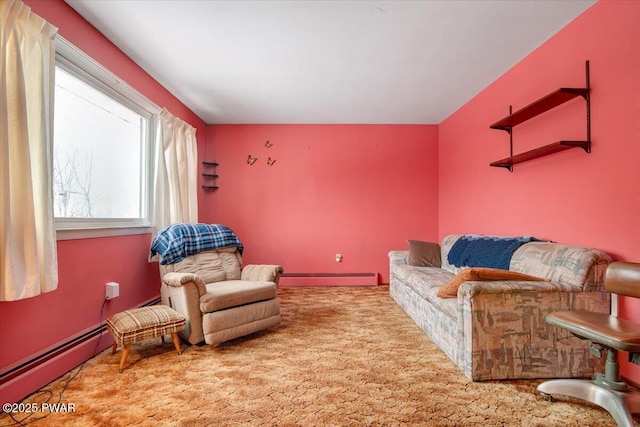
top-left (279, 272), bottom-right (378, 287)
top-left (0, 297), bottom-right (161, 386)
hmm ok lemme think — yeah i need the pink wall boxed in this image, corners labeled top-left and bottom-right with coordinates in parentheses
top-left (204, 125), bottom-right (439, 283)
top-left (3, 0), bottom-right (637, 405)
top-left (438, 0), bottom-right (640, 382)
top-left (0, 0), bottom-right (207, 404)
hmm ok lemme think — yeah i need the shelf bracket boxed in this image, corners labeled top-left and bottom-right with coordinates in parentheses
top-left (507, 105), bottom-right (513, 172)
top-left (585, 60), bottom-right (591, 153)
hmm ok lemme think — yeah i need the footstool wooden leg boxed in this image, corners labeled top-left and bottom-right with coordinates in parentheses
top-left (171, 332), bottom-right (182, 355)
top-left (111, 342), bottom-right (117, 355)
top-left (119, 343), bottom-right (131, 373)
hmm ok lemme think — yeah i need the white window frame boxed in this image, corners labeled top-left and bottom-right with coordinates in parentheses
top-left (54, 36), bottom-right (161, 241)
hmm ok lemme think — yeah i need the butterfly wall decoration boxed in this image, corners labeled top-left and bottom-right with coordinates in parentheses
top-left (247, 140), bottom-right (278, 166)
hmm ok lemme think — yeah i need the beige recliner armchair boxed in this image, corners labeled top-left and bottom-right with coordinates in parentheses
top-left (151, 224), bottom-right (283, 346)
top-left (160, 248), bottom-right (283, 345)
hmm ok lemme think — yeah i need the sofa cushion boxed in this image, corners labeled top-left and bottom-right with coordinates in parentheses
top-left (425, 286), bottom-right (459, 320)
top-left (437, 267), bottom-right (545, 299)
top-left (392, 264), bottom-right (455, 294)
top-left (440, 234), bottom-right (466, 274)
top-left (392, 264), bottom-right (459, 319)
top-left (200, 280), bottom-right (277, 313)
top-left (408, 240), bottom-right (441, 267)
top-left (509, 242), bottom-right (612, 290)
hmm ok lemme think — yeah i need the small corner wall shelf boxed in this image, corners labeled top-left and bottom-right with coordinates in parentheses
top-left (490, 60), bottom-right (591, 172)
top-left (202, 161), bottom-right (218, 191)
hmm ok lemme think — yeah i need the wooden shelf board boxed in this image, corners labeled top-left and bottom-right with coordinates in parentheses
top-left (202, 173), bottom-right (219, 178)
top-left (490, 88), bottom-right (588, 130)
top-left (490, 140), bottom-right (590, 168)
top-left (201, 185), bottom-right (218, 190)
top-left (202, 161), bottom-right (219, 166)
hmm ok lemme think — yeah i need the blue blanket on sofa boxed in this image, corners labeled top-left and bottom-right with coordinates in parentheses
top-left (150, 223), bottom-right (244, 265)
top-left (447, 235), bottom-right (538, 270)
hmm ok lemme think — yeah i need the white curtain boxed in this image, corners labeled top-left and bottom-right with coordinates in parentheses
top-left (152, 108), bottom-right (199, 234)
top-left (0, 0), bottom-right (58, 301)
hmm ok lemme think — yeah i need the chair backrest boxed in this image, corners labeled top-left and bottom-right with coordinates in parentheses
top-left (605, 261), bottom-right (640, 298)
top-left (159, 247), bottom-right (242, 284)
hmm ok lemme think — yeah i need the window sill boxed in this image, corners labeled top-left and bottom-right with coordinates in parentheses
top-left (55, 225), bottom-right (153, 241)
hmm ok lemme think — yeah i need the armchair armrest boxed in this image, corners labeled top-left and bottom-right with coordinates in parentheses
top-left (241, 264), bottom-right (284, 284)
top-left (160, 272), bottom-right (207, 345)
top-left (388, 251), bottom-right (409, 266)
top-left (162, 272), bottom-right (206, 297)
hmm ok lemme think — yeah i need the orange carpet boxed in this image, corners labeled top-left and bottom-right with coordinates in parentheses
top-left (2, 286), bottom-right (633, 426)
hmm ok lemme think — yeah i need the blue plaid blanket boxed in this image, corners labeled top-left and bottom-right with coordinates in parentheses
top-left (150, 223), bottom-right (244, 265)
top-left (447, 235), bottom-right (538, 270)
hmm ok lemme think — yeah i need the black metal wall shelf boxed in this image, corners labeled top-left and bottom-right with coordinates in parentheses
top-left (490, 61), bottom-right (591, 172)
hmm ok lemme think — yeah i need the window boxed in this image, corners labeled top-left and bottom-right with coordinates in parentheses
top-left (54, 37), bottom-right (160, 239)
top-left (53, 68), bottom-right (145, 219)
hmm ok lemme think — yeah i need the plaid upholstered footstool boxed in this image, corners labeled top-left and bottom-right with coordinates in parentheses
top-left (106, 305), bottom-right (186, 372)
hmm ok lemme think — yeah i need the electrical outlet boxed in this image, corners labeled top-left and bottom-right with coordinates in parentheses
top-left (335, 254), bottom-right (343, 262)
top-left (106, 282), bottom-right (119, 300)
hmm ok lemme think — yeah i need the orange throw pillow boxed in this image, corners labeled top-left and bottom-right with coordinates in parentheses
top-left (437, 267), bottom-right (545, 298)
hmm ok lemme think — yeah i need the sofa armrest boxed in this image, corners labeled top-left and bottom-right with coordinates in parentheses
top-left (241, 264), bottom-right (284, 284)
top-left (388, 251), bottom-right (409, 266)
top-left (457, 279), bottom-right (611, 381)
top-left (458, 279), bottom-right (579, 299)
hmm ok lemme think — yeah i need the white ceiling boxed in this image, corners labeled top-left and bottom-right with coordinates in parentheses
top-left (65, 0), bottom-right (596, 125)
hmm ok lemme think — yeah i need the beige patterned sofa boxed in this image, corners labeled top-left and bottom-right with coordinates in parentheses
top-left (389, 234), bottom-right (612, 381)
